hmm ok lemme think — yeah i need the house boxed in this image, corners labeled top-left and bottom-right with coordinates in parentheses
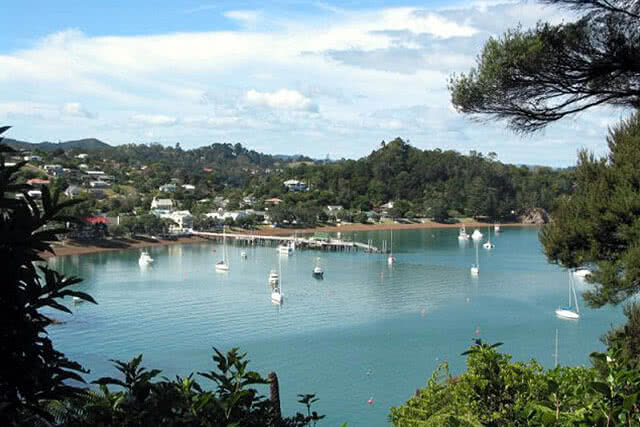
top-left (242, 196), bottom-right (256, 206)
top-left (76, 153), bottom-right (89, 159)
top-left (89, 181), bottom-right (111, 188)
top-left (27, 178), bottom-right (50, 186)
top-left (64, 185), bottom-right (83, 198)
top-left (206, 210), bottom-right (248, 222)
top-left (43, 164), bottom-right (64, 176)
top-left (167, 210), bottom-right (193, 232)
top-left (283, 179), bottom-right (308, 192)
top-left (381, 201), bottom-right (394, 210)
top-left (86, 170), bottom-right (106, 179)
top-left (181, 184), bottom-right (196, 192)
top-left (88, 188), bottom-right (106, 199)
top-left (151, 197), bottom-right (173, 210)
top-left (23, 155), bottom-right (42, 162)
top-left (327, 205), bottom-right (343, 212)
top-left (213, 196), bottom-right (229, 208)
top-left (264, 197), bottom-right (282, 206)
top-left (78, 164), bottom-right (89, 169)
top-left (159, 183), bottom-right (177, 193)
top-left (71, 216), bottom-right (109, 240)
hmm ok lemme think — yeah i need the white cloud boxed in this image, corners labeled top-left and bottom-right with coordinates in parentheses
top-left (62, 102), bottom-right (95, 118)
top-left (132, 114), bottom-right (177, 126)
top-left (245, 89), bottom-right (318, 112)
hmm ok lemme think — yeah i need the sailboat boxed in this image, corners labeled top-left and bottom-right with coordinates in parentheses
top-left (271, 253), bottom-right (283, 304)
top-left (138, 250), bottom-right (154, 266)
top-left (555, 271), bottom-right (580, 319)
top-left (494, 223), bottom-right (501, 232)
top-left (471, 228), bottom-right (483, 240)
top-left (387, 230), bottom-right (396, 265)
top-left (471, 242), bottom-right (479, 275)
top-left (483, 226), bottom-right (495, 249)
top-left (312, 257), bottom-right (324, 278)
top-left (215, 227), bottom-right (229, 271)
top-left (458, 224), bottom-right (470, 240)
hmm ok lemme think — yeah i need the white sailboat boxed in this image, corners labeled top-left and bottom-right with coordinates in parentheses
top-left (312, 257), bottom-right (324, 277)
top-left (471, 243), bottom-right (479, 275)
top-left (138, 250), bottom-right (154, 266)
top-left (471, 228), bottom-right (483, 241)
top-left (387, 230), bottom-right (396, 265)
top-left (483, 226), bottom-right (495, 249)
top-left (573, 268), bottom-right (591, 278)
top-left (271, 254), bottom-right (283, 304)
top-left (556, 271), bottom-right (580, 319)
top-left (215, 227), bottom-right (229, 271)
top-left (494, 223), bottom-right (501, 232)
top-left (458, 224), bottom-right (470, 240)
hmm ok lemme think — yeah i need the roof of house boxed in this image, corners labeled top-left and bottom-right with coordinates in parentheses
top-left (27, 178), bottom-right (50, 185)
top-left (83, 216), bottom-right (109, 225)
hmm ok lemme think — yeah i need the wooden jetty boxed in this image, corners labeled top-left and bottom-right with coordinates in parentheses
top-left (191, 231), bottom-right (380, 253)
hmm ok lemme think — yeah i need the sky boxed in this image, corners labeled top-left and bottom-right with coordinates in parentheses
top-left (0, 0), bottom-right (631, 167)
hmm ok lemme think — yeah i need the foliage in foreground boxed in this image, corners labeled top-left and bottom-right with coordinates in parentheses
top-left (390, 338), bottom-right (640, 426)
top-left (43, 348), bottom-right (323, 427)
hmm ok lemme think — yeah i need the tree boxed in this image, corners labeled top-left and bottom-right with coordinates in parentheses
top-left (540, 112), bottom-right (640, 307)
top-left (0, 127), bottom-right (96, 424)
top-left (448, 0), bottom-right (640, 133)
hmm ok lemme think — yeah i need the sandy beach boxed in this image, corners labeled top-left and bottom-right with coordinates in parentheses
top-left (43, 221), bottom-right (535, 258)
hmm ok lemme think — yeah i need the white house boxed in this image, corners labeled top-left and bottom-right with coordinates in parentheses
top-left (151, 197), bottom-right (174, 210)
top-left (381, 201), bottom-right (394, 210)
top-left (327, 205), bottom-right (344, 212)
top-left (181, 184), bottom-right (196, 192)
top-left (64, 185), bottom-right (83, 198)
top-left (27, 189), bottom-right (42, 199)
top-left (76, 153), bottom-right (89, 159)
top-left (24, 155), bottom-right (42, 162)
top-left (89, 181), bottom-right (111, 188)
top-left (206, 210), bottom-right (248, 222)
top-left (159, 183), bottom-right (177, 193)
top-left (78, 164), bottom-right (89, 169)
top-left (283, 179), bottom-right (308, 192)
top-left (167, 210), bottom-right (193, 232)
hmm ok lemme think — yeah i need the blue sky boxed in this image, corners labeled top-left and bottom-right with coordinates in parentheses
top-left (0, 0), bottom-right (628, 166)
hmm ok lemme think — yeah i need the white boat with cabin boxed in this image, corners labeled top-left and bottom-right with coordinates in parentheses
top-left (458, 225), bottom-right (470, 240)
top-left (138, 250), bottom-right (154, 266)
top-left (278, 243), bottom-right (293, 255)
top-left (471, 229), bottom-right (483, 241)
top-left (312, 258), bottom-right (324, 277)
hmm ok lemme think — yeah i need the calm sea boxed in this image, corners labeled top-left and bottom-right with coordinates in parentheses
top-left (47, 227), bottom-right (624, 426)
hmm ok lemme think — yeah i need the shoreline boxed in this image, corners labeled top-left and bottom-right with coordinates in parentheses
top-left (43, 222), bottom-right (540, 258)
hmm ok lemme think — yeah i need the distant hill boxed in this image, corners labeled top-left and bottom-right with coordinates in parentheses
top-left (3, 137), bottom-right (111, 152)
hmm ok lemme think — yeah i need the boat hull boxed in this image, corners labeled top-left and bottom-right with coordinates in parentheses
top-left (555, 308), bottom-right (579, 319)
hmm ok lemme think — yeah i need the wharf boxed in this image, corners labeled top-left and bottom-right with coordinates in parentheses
top-left (191, 231), bottom-right (380, 253)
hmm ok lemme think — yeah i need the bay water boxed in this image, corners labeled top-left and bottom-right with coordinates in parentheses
top-left (47, 227), bottom-right (624, 426)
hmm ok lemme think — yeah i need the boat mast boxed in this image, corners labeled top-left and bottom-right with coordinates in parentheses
top-left (554, 328), bottom-right (558, 368)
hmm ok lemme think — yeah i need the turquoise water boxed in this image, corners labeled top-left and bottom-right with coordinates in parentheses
top-left (47, 227), bottom-right (624, 426)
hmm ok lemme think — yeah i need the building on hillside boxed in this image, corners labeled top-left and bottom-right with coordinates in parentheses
top-left (64, 185), bottom-right (83, 198)
top-left (88, 188), bottom-right (107, 199)
top-left (159, 183), bottom-right (177, 193)
top-left (24, 155), bottom-right (42, 162)
top-left (264, 197), bottom-right (282, 206)
top-left (381, 201), bottom-right (394, 210)
top-left (86, 170), bottom-right (106, 180)
top-left (181, 184), bottom-right (196, 192)
top-left (71, 216), bottom-right (109, 240)
top-left (326, 205), bottom-right (343, 212)
top-left (43, 164), bottom-right (64, 176)
top-left (27, 178), bottom-right (50, 186)
top-left (27, 189), bottom-right (42, 200)
top-left (167, 210), bottom-right (193, 232)
top-left (242, 196), bottom-right (256, 206)
top-left (283, 179), bottom-right (308, 192)
top-left (89, 181), bottom-right (111, 188)
top-left (76, 153), bottom-right (89, 159)
top-left (78, 164), bottom-right (89, 169)
top-left (151, 197), bottom-right (173, 210)
top-left (205, 210), bottom-right (248, 222)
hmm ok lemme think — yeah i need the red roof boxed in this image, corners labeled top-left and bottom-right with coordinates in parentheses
top-left (82, 216), bottom-right (109, 225)
top-left (203, 168), bottom-right (213, 172)
top-left (27, 178), bottom-right (50, 185)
